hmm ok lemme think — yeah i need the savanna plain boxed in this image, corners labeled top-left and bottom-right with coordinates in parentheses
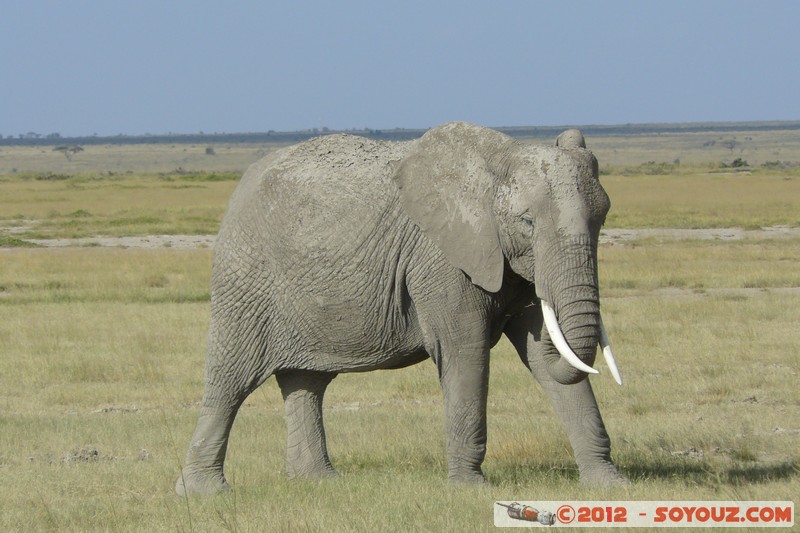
top-left (1, 128), bottom-right (799, 531)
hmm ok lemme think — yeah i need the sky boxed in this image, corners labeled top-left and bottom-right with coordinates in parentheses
top-left (2, 1), bottom-right (799, 137)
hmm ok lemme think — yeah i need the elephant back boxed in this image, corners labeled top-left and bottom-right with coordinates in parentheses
top-left (216, 134), bottom-right (415, 280)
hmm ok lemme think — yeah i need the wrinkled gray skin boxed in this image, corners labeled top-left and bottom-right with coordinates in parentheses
top-left (176, 122), bottom-right (627, 495)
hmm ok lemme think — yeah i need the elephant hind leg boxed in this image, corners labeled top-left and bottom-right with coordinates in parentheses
top-left (177, 320), bottom-right (275, 495)
top-left (176, 404), bottom-right (239, 496)
top-left (176, 373), bottom-right (265, 495)
top-left (276, 370), bottom-right (339, 479)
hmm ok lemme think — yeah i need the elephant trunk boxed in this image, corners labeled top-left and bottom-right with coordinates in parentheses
top-left (541, 298), bottom-right (601, 384)
top-left (536, 235), bottom-right (603, 385)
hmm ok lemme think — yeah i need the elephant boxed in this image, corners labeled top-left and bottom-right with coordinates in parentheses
top-left (176, 122), bottom-right (627, 496)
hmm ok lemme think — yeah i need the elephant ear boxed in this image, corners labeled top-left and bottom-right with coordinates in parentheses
top-left (555, 128), bottom-right (600, 179)
top-left (393, 122), bottom-right (506, 293)
top-left (554, 128), bottom-right (586, 149)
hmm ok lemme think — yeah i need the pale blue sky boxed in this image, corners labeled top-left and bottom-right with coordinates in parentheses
top-left (2, 1), bottom-right (798, 137)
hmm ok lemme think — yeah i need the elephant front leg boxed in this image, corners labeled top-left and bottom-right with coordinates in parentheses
top-left (437, 344), bottom-right (490, 483)
top-left (276, 370), bottom-right (338, 479)
top-left (505, 314), bottom-right (627, 486)
top-left (530, 357), bottom-right (628, 485)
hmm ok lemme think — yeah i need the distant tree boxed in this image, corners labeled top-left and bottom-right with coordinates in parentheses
top-left (205, 146), bottom-right (215, 155)
top-left (721, 138), bottom-right (738, 153)
top-left (53, 145), bottom-right (84, 161)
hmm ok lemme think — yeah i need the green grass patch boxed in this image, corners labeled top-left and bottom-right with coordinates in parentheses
top-left (107, 215), bottom-right (164, 227)
top-left (3, 147), bottom-right (800, 239)
top-left (0, 173), bottom-right (236, 239)
top-left (160, 171), bottom-right (240, 182)
top-left (0, 235), bottom-right (39, 247)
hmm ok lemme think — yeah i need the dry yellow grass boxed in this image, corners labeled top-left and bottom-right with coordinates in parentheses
top-left (1, 237), bottom-right (798, 530)
top-left (601, 170), bottom-right (800, 229)
top-left (0, 142), bottom-right (289, 175)
top-left (600, 238), bottom-right (800, 293)
top-left (586, 128), bottom-right (800, 167)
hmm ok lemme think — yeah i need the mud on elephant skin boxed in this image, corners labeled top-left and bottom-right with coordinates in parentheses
top-left (176, 122), bottom-right (626, 495)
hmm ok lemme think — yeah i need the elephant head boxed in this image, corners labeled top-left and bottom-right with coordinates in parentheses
top-left (394, 122), bottom-right (620, 385)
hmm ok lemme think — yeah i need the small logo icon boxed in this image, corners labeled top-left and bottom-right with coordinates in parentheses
top-left (496, 502), bottom-right (556, 525)
top-left (557, 504), bottom-right (576, 524)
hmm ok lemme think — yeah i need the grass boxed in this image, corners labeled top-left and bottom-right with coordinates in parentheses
top-left (2, 127), bottom-right (800, 241)
top-left (601, 170), bottom-right (800, 229)
top-left (0, 142), bottom-right (289, 176)
top-left (582, 127), bottom-right (800, 168)
top-left (0, 130), bottom-right (798, 530)
top-left (599, 238), bottom-right (800, 294)
top-left (0, 173), bottom-right (238, 239)
top-left (0, 248), bottom-right (212, 304)
top-left (0, 235), bottom-right (39, 247)
top-left (2, 167), bottom-right (798, 239)
top-left (1, 239), bottom-right (798, 530)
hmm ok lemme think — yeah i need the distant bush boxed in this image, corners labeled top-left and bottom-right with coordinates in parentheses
top-left (622, 161), bottom-right (679, 175)
top-left (720, 158), bottom-right (749, 169)
top-left (186, 172), bottom-right (239, 182)
top-left (35, 172), bottom-right (71, 181)
top-left (761, 160), bottom-right (798, 169)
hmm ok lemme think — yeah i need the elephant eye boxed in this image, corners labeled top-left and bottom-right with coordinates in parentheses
top-left (520, 213), bottom-right (534, 227)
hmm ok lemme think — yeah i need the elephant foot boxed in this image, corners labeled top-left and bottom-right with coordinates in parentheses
top-left (175, 467), bottom-right (230, 496)
top-left (448, 469), bottom-right (487, 484)
top-left (287, 464), bottom-right (340, 480)
top-left (578, 463), bottom-right (630, 486)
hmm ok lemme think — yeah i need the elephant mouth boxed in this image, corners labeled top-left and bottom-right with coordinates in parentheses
top-left (540, 300), bottom-right (623, 385)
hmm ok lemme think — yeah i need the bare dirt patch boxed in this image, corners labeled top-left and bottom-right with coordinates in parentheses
top-left (19, 234), bottom-right (216, 249)
top-left (599, 225), bottom-right (800, 245)
top-left (5, 225), bottom-right (799, 250)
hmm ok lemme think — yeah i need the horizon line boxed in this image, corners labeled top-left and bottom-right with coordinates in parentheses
top-left (5, 118), bottom-right (800, 145)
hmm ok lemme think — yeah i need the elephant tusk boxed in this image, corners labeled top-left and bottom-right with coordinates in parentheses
top-left (541, 301), bottom-right (599, 375)
top-left (599, 318), bottom-right (623, 385)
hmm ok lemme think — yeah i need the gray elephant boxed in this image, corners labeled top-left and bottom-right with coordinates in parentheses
top-left (176, 122), bottom-right (626, 495)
